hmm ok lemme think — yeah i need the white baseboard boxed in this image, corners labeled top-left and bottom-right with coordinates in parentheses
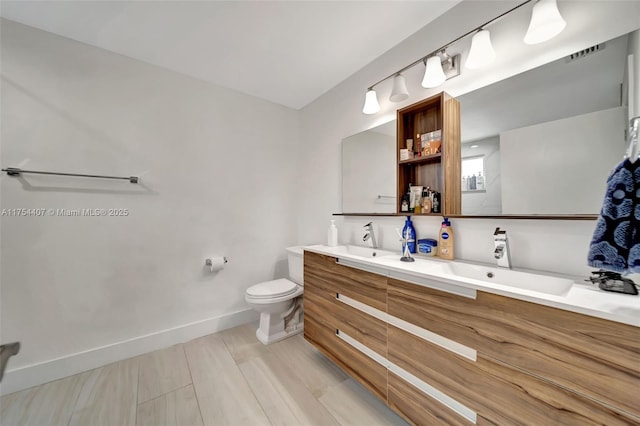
top-left (0, 308), bottom-right (258, 395)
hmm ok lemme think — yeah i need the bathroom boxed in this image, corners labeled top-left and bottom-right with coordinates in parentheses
top-left (1, 0), bottom-right (639, 425)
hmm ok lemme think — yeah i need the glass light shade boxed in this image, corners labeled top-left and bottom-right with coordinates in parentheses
top-left (523, 0), bottom-right (566, 45)
top-left (362, 89), bottom-right (380, 114)
top-left (465, 29), bottom-right (496, 69)
top-left (389, 74), bottom-right (409, 102)
top-left (421, 56), bottom-right (446, 88)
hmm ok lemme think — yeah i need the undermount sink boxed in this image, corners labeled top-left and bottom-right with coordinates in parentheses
top-left (443, 262), bottom-right (574, 296)
top-left (333, 245), bottom-right (396, 259)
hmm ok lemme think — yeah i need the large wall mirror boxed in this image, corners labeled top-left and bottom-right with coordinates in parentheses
top-left (341, 29), bottom-right (637, 218)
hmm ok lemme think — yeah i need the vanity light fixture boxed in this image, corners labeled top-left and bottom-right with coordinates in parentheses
top-left (361, 0), bottom-right (546, 114)
top-left (389, 73), bottom-right (409, 102)
top-left (465, 29), bottom-right (496, 69)
top-left (523, 0), bottom-right (566, 45)
top-left (362, 88), bottom-right (381, 114)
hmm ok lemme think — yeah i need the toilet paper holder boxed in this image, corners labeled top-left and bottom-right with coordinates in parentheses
top-left (205, 257), bottom-right (228, 266)
top-left (204, 256), bottom-right (228, 272)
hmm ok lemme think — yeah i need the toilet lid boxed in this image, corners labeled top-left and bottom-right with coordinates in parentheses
top-left (246, 279), bottom-right (298, 299)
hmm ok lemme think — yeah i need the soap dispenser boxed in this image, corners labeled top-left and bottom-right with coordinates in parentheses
top-left (328, 220), bottom-right (338, 247)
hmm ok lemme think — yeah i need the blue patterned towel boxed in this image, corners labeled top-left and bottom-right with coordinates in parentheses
top-left (628, 162), bottom-right (640, 273)
top-left (588, 158), bottom-right (640, 273)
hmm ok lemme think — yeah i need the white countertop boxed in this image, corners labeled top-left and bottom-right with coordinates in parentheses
top-left (304, 245), bottom-right (640, 328)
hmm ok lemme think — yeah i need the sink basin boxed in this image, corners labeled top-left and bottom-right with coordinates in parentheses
top-left (444, 262), bottom-right (574, 296)
top-left (332, 245), bottom-right (396, 259)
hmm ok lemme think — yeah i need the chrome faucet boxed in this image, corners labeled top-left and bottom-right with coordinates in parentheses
top-left (363, 222), bottom-right (378, 249)
top-left (493, 227), bottom-right (511, 269)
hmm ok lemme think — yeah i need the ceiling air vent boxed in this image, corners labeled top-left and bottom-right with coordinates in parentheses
top-left (566, 43), bottom-right (605, 62)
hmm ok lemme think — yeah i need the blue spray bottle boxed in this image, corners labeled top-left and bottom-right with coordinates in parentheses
top-left (402, 216), bottom-right (417, 254)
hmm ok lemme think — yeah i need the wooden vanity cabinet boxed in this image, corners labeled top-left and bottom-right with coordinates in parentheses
top-left (396, 92), bottom-right (461, 216)
top-left (303, 252), bottom-right (640, 425)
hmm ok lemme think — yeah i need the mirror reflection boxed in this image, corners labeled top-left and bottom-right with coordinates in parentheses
top-left (341, 30), bottom-right (635, 217)
top-left (341, 121), bottom-right (396, 213)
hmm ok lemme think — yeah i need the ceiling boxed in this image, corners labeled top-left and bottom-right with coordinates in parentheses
top-left (0, 0), bottom-right (461, 110)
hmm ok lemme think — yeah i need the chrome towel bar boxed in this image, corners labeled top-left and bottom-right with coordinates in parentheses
top-left (2, 167), bottom-right (138, 183)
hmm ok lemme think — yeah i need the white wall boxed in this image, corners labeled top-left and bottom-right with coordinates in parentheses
top-left (501, 107), bottom-right (627, 214)
top-left (0, 19), bottom-right (299, 393)
top-left (298, 1), bottom-right (640, 278)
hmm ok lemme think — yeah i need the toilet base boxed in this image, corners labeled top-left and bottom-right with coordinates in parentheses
top-left (255, 321), bottom-right (303, 345)
top-left (254, 298), bottom-right (304, 345)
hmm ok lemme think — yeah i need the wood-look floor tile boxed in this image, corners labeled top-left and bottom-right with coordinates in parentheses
top-left (138, 344), bottom-right (192, 403)
top-left (69, 357), bottom-right (139, 426)
top-left (0, 371), bottom-right (90, 426)
top-left (184, 334), bottom-right (269, 426)
top-left (267, 334), bottom-right (347, 397)
top-left (136, 384), bottom-right (203, 426)
top-left (239, 351), bottom-right (340, 426)
top-left (219, 322), bottom-right (270, 365)
top-left (319, 378), bottom-right (408, 426)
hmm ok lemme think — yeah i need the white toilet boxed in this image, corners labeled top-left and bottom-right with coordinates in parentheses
top-left (245, 246), bottom-right (304, 344)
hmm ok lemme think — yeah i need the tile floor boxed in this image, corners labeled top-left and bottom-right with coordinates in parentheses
top-left (1, 323), bottom-right (408, 426)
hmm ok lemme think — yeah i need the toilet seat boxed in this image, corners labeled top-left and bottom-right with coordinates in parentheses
top-left (246, 279), bottom-right (301, 303)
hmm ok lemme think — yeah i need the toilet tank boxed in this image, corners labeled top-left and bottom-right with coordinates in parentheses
top-left (286, 246), bottom-right (305, 285)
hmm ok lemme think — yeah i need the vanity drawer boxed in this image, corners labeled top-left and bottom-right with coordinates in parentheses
top-left (304, 251), bottom-right (387, 311)
top-left (388, 326), bottom-right (637, 426)
top-left (304, 290), bottom-right (387, 359)
top-left (387, 277), bottom-right (481, 346)
top-left (388, 372), bottom-right (471, 426)
top-left (471, 292), bottom-right (640, 421)
top-left (303, 312), bottom-right (387, 402)
top-left (388, 277), bottom-right (640, 421)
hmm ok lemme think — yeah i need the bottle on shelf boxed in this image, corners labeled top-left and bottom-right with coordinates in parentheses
top-left (422, 188), bottom-right (432, 213)
top-left (470, 174), bottom-right (477, 190)
top-left (414, 191), bottom-right (422, 214)
top-left (406, 138), bottom-right (413, 152)
top-left (432, 192), bottom-right (440, 214)
top-left (476, 171), bottom-right (485, 190)
top-left (401, 193), bottom-right (409, 212)
top-left (462, 176), bottom-right (467, 191)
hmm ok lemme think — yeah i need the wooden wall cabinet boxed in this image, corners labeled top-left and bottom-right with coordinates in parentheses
top-left (397, 92), bottom-right (461, 216)
top-left (303, 250), bottom-right (640, 425)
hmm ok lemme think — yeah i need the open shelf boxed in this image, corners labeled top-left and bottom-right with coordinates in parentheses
top-left (396, 92), bottom-right (460, 216)
top-left (398, 153), bottom-right (442, 165)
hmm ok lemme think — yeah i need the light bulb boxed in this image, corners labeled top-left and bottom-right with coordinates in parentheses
top-left (524, 0), bottom-right (566, 45)
top-left (421, 56), bottom-right (446, 89)
top-left (389, 74), bottom-right (409, 102)
top-left (362, 89), bottom-right (380, 114)
top-left (465, 29), bottom-right (496, 69)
